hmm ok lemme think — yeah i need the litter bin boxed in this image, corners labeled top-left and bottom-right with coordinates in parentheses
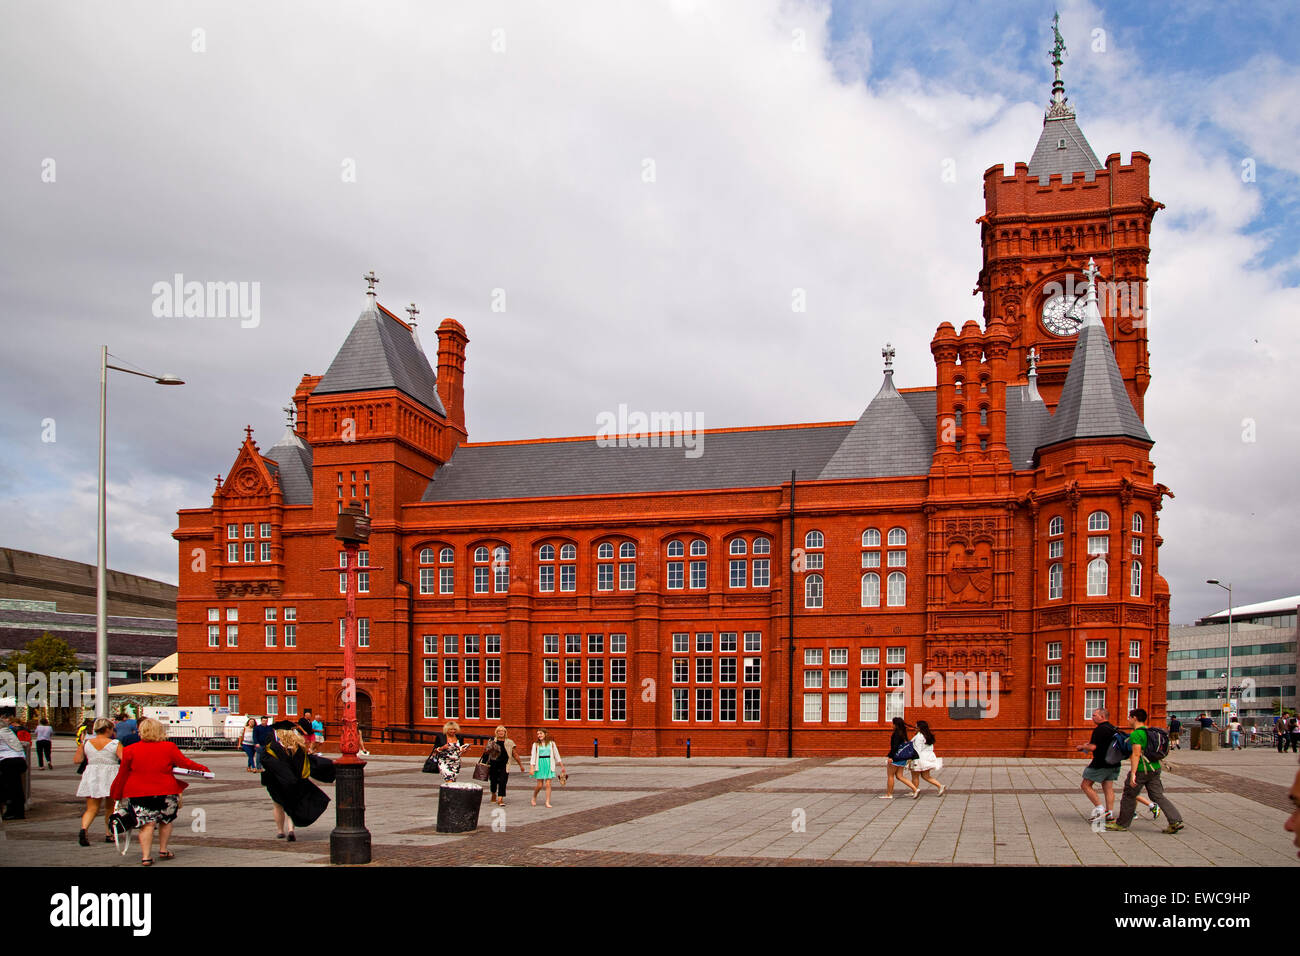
top-left (1189, 725), bottom-right (1202, 750)
top-left (436, 782), bottom-right (484, 833)
top-left (1201, 731), bottom-right (1219, 752)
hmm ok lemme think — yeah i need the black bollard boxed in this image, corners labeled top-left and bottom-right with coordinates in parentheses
top-left (686, 737), bottom-right (691, 759)
top-left (593, 737), bottom-right (598, 758)
top-left (436, 782), bottom-right (484, 833)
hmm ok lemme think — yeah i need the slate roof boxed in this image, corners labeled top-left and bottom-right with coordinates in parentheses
top-left (264, 427), bottom-right (314, 505)
top-left (819, 372), bottom-right (931, 479)
top-left (315, 302), bottom-right (446, 416)
top-left (1040, 287), bottom-right (1151, 449)
top-left (1009, 381), bottom-right (1052, 468)
top-left (1027, 107), bottom-right (1102, 185)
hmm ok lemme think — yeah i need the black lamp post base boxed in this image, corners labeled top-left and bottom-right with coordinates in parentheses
top-left (330, 760), bottom-right (372, 864)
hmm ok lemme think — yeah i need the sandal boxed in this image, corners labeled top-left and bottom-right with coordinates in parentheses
top-left (104, 834), bottom-right (115, 843)
top-left (159, 851), bottom-right (175, 860)
top-left (141, 858), bottom-right (153, 866)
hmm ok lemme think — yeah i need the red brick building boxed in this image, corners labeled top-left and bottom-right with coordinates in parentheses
top-left (174, 73), bottom-right (1170, 756)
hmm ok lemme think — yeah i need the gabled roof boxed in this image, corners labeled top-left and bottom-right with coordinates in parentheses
top-left (818, 370), bottom-right (932, 480)
top-left (1040, 264), bottom-right (1151, 449)
top-left (1027, 112), bottom-right (1102, 184)
top-left (263, 427), bottom-right (314, 505)
top-left (422, 423), bottom-right (853, 502)
top-left (315, 301), bottom-right (446, 416)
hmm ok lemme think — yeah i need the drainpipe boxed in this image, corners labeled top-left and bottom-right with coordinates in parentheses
top-left (787, 470), bottom-right (796, 759)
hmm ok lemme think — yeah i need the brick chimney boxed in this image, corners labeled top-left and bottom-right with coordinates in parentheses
top-left (436, 319), bottom-right (468, 434)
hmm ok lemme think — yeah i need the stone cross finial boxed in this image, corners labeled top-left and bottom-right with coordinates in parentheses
top-left (363, 270), bottom-right (379, 298)
top-left (244, 424), bottom-right (254, 441)
top-left (406, 302), bottom-right (420, 329)
top-left (882, 342), bottom-right (895, 372)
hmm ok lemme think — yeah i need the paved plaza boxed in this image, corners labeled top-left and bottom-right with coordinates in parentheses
top-left (2, 744), bottom-right (1296, 867)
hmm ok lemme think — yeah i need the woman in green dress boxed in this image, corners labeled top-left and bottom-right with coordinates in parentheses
top-left (529, 729), bottom-right (564, 808)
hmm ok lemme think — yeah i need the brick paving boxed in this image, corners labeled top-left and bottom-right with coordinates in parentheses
top-left (2, 743), bottom-right (1295, 867)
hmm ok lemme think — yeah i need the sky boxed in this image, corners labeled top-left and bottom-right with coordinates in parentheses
top-left (0, 0), bottom-right (1296, 625)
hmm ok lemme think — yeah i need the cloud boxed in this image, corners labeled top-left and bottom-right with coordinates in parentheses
top-left (0, 0), bottom-right (1295, 624)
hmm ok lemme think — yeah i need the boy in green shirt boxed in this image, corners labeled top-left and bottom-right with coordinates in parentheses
top-left (1106, 708), bottom-right (1185, 833)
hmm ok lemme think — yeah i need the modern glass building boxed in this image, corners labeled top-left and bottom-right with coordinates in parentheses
top-left (1166, 595), bottom-right (1298, 727)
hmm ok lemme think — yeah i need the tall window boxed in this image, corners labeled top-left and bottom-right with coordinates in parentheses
top-left (619, 541), bottom-right (636, 590)
top-left (1048, 563), bottom-right (1063, 600)
top-left (1130, 560), bottom-right (1142, 597)
top-left (538, 544), bottom-right (555, 592)
top-left (805, 574), bottom-right (823, 609)
top-left (1087, 557), bottom-right (1108, 596)
top-left (887, 571), bottom-right (906, 607)
top-left (1046, 690), bottom-right (1061, 721)
top-left (419, 547), bottom-right (436, 594)
top-left (493, 546), bottom-right (510, 593)
top-left (474, 546), bottom-right (490, 593)
top-left (559, 543), bottom-right (576, 592)
top-left (861, 572), bottom-right (880, 607)
top-left (1048, 515), bottom-right (1063, 536)
top-left (597, 542), bottom-right (614, 591)
top-left (803, 531), bottom-right (824, 571)
top-left (1088, 511), bottom-right (1109, 532)
top-left (666, 539), bottom-right (684, 590)
top-left (440, 548), bottom-right (454, 594)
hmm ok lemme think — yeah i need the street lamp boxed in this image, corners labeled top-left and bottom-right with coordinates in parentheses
top-left (96, 347), bottom-right (184, 718)
top-left (330, 499), bottom-right (372, 864)
top-left (1207, 579), bottom-right (1233, 741)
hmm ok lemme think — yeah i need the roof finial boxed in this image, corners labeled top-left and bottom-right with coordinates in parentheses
top-left (406, 302), bottom-right (420, 330)
top-left (283, 403), bottom-right (296, 427)
top-left (1048, 11), bottom-right (1068, 109)
top-left (363, 270), bottom-right (379, 302)
top-left (244, 424), bottom-right (254, 442)
top-left (882, 342), bottom-right (895, 374)
top-left (1084, 258), bottom-right (1099, 303)
top-left (1026, 346), bottom-right (1043, 402)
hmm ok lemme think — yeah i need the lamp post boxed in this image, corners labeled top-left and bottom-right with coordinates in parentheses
top-left (1207, 579), bottom-right (1232, 742)
top-left (331, 499), bottom-right (372, 864)
top-left (96, 346), bottom-right (184, 719)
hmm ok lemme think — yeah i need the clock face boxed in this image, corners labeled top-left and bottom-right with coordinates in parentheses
top-left (1042, 291), bottom-right (1085, 336)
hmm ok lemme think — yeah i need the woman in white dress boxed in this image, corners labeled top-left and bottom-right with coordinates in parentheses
top-left (908, 719), bottom-right (948, 796)
top-left (75, 717), bottom-right (121, 845)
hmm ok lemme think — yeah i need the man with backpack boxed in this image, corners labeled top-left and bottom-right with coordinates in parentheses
top-left (1106, 709), bottom-right (1184, 834)
top-left (1075, 708), bottom-right (1159, 826)
top-left (1168, 715), bottom-right (1182, 750)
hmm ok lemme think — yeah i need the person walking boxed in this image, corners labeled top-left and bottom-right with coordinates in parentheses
top-left (1106, 708), bottom-right (1183, 834)
top-left (1075, 708), bottom-right (1158, 825)
top-left (75, 717), bottom-right (121, 845)
top-left (1168, 715), bottom-right (1182, 750)
top-left (108, 717), bottom-right (211, 864)
top-left (238, 717), bottom-right (259, 772)
top-left (1277, 714), bottom-right (1290, 753)
top-left (432, 721), bottom-right (473, 782)
top-left (0, 709), bottom-right (28, 820)
top-left (483, 725), bottom-right (526, 807)
top-left (529, 729), bottom-right (564, 807)
top-left (35, 718), bottom-right (54, 770)
top-left (881, 717), bottom-right (920, 800)
top-left (252, 716), bottom-right (274, 772)
top-left (261, 726), bottom-right (335, 841)
top-left (908, 719), bottom-right (948, 795)
top-left (1289, 713), bottom-right (1300, 754)
top-left (1229, 716), bottom-right (1242, 751)
top-left (310, 715), bottom-right (326, 754)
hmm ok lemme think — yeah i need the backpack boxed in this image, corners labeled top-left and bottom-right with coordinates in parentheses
top-left (1103, 731), bottom-right (1130, 766)
top-left (1142, 727), bottom-right (1170, 763)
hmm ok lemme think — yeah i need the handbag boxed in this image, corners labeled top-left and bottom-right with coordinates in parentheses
top-left (893, 740), bottom-right (919, 762)
top-left (422, 750), bottom-right (442, 774)
top-left (472, 761), bottom-right (491, 781)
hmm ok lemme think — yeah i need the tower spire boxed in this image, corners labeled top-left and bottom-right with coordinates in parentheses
top-left (1048, 11), bottom-right (1068, 112)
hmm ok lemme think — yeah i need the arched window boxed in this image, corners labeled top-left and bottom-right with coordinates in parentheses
top-left (1048, 516), bottom-right (1064, 536)
top-left (473, 546), bottom-right (491, 593)
top-left (493, 546), bottom-right (510, 593)
top-left (439, 547), bottom-right (454, 564)
top-left (1088, 511), bottom-right (1109, 532)
top-left (619, 542), bottom-right (636, 559)
top-left (538, 544), bottom-right (555, 561)
top-left (729, 538), bottom-right (747, 555)
top-left (419, 548), bottom-right (435, 564)
top-left (979, 407), bottom-right (988, 427)
top-left (804, 574), bottom-right (823, 609)
top-left (560, 543), bottom-right (576, 561)
top-left (690, 539), bottom-right (708, 557)
top-left (1131, 561), bottom-right (1142, 597)
top-left (596, 542), bottom-right (614, 591)
top-left (887, 571), bottom-right (906, 607)
top-left (753, 537), bottom-right (770, 555)
top-left (1087, 558), bottom-right (1107, 596)
top-left (1132, 513), bottom-right (1144, 533)
top-left (805, 530), bottom-right (824, 549)
top-left (888, 528), bottom-right (907, 547)
top-left (861, 528), bottom-right (881, 547)
top-left (537, 543), bottom-right (555, 592)
top-left (597, 542), bottom-right (614, 559)
top-left (474, 546), bottom-right (489, 563)
top-left (618, 541), bottom-right (636, 590)
top-left (1048, 563), bottom-right (1063, 600)
top-left (666, 540), bottom-right (685, 590)
top-left (861, 572), bottom-right (880, 607)
top-left (667, 540), bottom-right (684, 558)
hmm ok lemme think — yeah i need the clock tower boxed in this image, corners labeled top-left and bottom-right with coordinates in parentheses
top-left (975, 15), bottom-right (1162, 416)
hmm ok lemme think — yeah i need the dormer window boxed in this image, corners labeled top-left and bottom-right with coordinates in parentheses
top-left (1057, 138), bottom-right (1067, 149)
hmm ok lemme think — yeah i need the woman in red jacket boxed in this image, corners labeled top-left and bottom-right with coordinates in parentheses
top-left (108, 718), bottom-right (210, 865)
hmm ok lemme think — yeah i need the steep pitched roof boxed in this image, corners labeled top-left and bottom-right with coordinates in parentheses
top-left (315, 301), bottom-right (446, 416)
top-left (1027, 109), bottom-right (1102, 184)
top-left (263, 427), bottom-right (314, 505)
top-left (1040, 264), bottom-right (1151, 449)
top-left (421, 423), bottom-right (852, 502)
top-left (818, 370), bottom-right (932, 480)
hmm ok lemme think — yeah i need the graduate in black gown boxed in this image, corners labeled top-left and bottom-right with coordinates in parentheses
top-left (260, 727), bottom-right (335, 840)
